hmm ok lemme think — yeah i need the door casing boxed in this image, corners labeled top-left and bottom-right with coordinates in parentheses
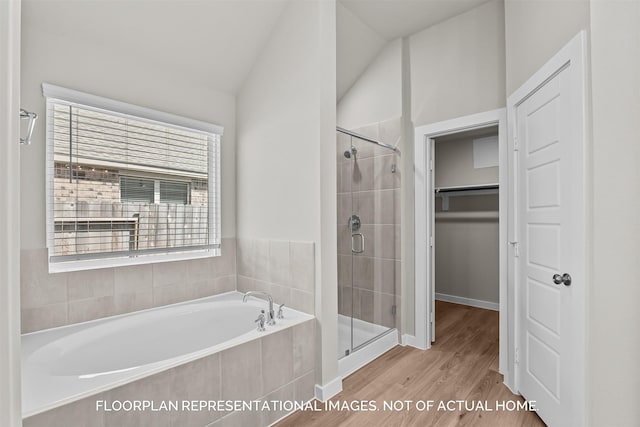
top-left (413, 108), bottom-right (512, 390)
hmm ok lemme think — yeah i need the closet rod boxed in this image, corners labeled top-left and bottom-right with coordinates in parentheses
top-left (435, 183), bottom-right (499, 193)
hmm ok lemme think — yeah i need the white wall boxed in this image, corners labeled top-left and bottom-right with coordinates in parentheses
top-left (336, 2), bottom-right (386, 101)
top-left (236, 1), bottom-right (322, 242)
top-left (20, 1), bottom-right (237, 250)
top-left (337, 38), bottom-right (402, 129)
top-left (410, 0), bottom-right (506, 126)
top-left (236, 0), bottom-right (338, 389)
top-left (0, 1), bottom-right (22, 425)
top-left (504, 0), bottom-right (590, 95)
top-left (589, 1), bottom-right (640, 425)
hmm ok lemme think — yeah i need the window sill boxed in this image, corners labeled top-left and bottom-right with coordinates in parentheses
top-left (47, 248), bottom-right (221, 273)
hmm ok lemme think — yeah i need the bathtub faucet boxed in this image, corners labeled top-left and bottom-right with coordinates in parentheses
top-left (243, 291), bottom-right (276, 325)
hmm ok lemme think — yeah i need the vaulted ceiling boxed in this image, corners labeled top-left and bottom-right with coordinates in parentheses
top-left (24, 0), bottom-right (490, 99)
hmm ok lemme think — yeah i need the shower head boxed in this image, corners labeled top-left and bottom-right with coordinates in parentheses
top-left (343, 146), bottom-right (357, 159)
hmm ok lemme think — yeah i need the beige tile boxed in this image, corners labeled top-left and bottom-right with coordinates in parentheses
top-left (152, 283), bottom-right (193, 307)
top-left (394, 188), bottom-right (402, 225)
top-left (21, 303), bottom-right (68, 333)
top-left (113, 291), bottom-right (153, 315)
top-left (220, 339), bottom-right (262, 401)
top-left (354, 190), bottom-right (374, 225)
top-left (169, 354), bottom-right (222, 427)
top-left (268, 240), bottom-right (290, 286)
top-left (353, 157), bottom-right (374, 192)
top-left (68, 296), bottom-right (116, 323)
top-left (24, 392), bottom-right (106, 427)
top-left (353, 255), bottom-right (373, 290)
top-left (337, 193), bottom-right (353, 225)
top-left (358, 224), bottom-right (375, 257)
top-left (186, 257), bottom-right (214, 285)
top-left (236, 238), bottom-right (255, 278)
top-left (214, 275), bottom-right (236, 294)
top-left (253, 239), bottom-right (269, 282)
top-left (191, 279), bottom-right (217, 299)
top-left (339, 285), bottom-right (353, 317)
top-left (212, 238), bottom-right (236, 277)
top-left (269, 283), bottom-right (291, 309)
top-left (105, 372), bottom-right (172, 427)
top-left (261, 328), bottom-right (294, 394)
top-left (152, 260), bottom-right (187, 288)
top-left (373, 224), bottom-right (397, 259)
top-left (338, 162), bottom-right (352, 193)
top-left (290, 241), bottom-right (314, 292)
top-left (262, 381), bottom-right (294, 425)
top-left (293, 370), bottom-right (316, 403)
top-left (293, 319), bottom-right (315, 377)
top-left (337, 254), bottom-right (352, 287)
top-left (337, 226), bottom-right (352, 256)
top-left (377, 292), bottom-right (397, 329)
top-left (236, 275), bottom-right (255, 294)
top-left (289, 289), bottom-right (314, 314)
top-left (373, 258), bottom-right (396, 295)
top-left (212, 409), bottom-right (265, 427)
top-left (374, 189), bottom-right (396, 225)
top-left (114, 264), bottom-right (152, 295)
top-left (374, 154), bottom-right (397, 190)
top-left (67, 268), bottom-right (114, 301)
top-left (21, 248), bottom-right (68, 308)
top-left (358, 289), bottom-right (374, 323)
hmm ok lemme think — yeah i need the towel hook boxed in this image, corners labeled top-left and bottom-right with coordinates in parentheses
top-left (20, 108), bottom-right (38, 145)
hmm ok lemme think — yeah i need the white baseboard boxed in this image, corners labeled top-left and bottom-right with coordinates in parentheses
top-left (402, 333), bottom-right (424, 349)
top-left (435, 293), bottom-right (499, 311)
top-left (314, 377), bottom-right (342, 402)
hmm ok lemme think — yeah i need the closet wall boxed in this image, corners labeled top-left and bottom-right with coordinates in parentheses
top-left (434, 128), bottom-right (499, 307)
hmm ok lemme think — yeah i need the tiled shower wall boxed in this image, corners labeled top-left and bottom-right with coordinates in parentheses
top-left (20, 238), bottom-right (237, 333)
top-left (337, 117), bottom-right (402, 330)
top-left (236, 239), bottom-right (315, 315)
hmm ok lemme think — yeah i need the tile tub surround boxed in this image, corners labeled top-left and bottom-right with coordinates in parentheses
top-left (236, 239), bottom-right (315, 315)
top-left (23, 319), bottom-right (316, 427)
top-left (337, 118), bottom-right (402, 331)
top-left (21, 238), bottom-right (237, 333)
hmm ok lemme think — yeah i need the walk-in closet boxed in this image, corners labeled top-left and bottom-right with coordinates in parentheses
top-left (433, 126), bottom-right (500, 334)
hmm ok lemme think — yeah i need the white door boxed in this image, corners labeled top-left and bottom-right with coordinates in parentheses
top-left (510, 32), bottom-right (586, 426)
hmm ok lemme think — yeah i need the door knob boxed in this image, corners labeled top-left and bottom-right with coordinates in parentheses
top-left (552, 273), bottom-right (572, 286)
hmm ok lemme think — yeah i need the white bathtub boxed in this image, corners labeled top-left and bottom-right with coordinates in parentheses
top-left (22, 291), bottom-right (313, 417)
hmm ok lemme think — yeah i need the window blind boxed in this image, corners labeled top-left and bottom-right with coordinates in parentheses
top-left (46, 94), bottom-right (221, 266)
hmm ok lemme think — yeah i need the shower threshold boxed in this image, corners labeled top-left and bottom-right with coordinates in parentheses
top-left (337, 315), bottom-right (398, 378)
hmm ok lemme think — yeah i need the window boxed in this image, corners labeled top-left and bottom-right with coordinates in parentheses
top-left (44, 83), bottom-right (222, 271)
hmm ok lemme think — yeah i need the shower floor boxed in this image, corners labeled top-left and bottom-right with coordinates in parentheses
top-left (337, 314), bottom-right (390, 359)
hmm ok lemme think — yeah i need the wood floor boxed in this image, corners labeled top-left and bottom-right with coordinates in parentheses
top-left (277, 301), bottom-right (546, 427)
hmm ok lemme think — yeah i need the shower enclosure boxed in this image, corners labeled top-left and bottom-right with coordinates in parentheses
top-left (336, 126), bottom-right (400, 367)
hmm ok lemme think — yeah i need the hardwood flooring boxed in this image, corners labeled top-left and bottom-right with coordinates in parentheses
top-left (276, 301), bottom-right (546, 427)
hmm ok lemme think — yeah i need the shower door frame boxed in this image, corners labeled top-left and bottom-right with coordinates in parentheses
top-left (338, 128), bottom-right (399, 359)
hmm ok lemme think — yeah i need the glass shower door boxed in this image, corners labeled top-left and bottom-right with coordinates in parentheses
top-left (337, 130), bottom-right (398, 358)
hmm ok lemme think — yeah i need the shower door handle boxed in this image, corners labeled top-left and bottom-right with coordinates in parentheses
top-left (351, 233), bottom-right (365, 254)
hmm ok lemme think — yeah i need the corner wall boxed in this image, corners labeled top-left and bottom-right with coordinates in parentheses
top-left (504, 0), bottom-right (590, 94)
top-left (410, 0), bottom-right (506, 127)
top-left (236, 0), bottom-right (338, 391)
top-left (589, 1), bottom-right (640, 425)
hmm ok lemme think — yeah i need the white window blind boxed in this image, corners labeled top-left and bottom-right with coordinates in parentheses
top-left (44, 84), bottom-right (222, 270)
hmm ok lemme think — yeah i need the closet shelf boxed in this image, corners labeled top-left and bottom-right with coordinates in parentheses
top-left (434, 183), bottom-right (499, 211)
top-left (435, 211), bottom-right (499, 220)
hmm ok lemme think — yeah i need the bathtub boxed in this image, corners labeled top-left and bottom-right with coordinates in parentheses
top-left (22, 291), bottom-right (314, 418)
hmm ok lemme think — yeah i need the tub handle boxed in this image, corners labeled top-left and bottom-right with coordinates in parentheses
top-left (277, 303), bottom-right (285, 319)
top-left (255, 310), bottom-right (266, 332)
